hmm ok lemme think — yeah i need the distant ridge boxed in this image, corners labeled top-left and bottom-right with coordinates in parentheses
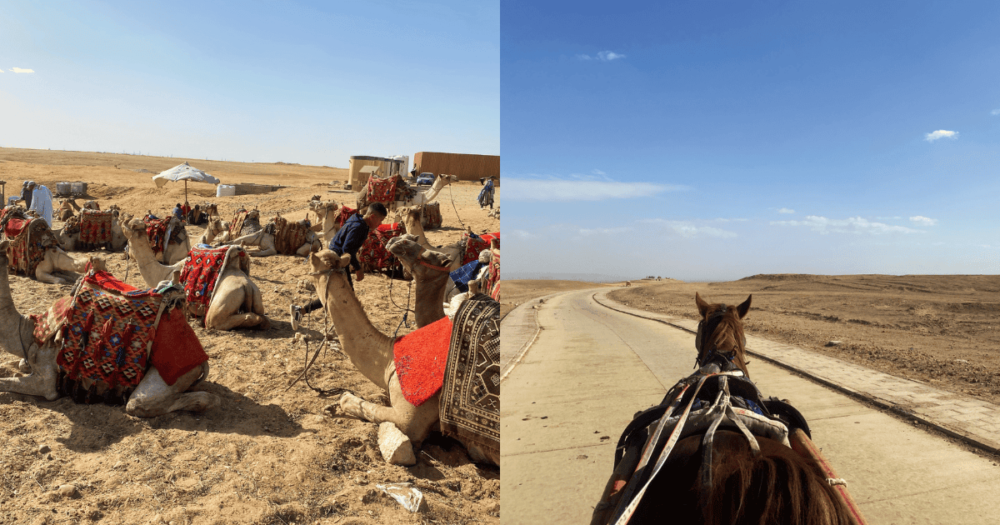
top-left (506, 272), bottom-right (630, 283)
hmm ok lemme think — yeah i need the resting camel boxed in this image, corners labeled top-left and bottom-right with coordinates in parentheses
top-left (385, 234), bottom-right (456, 328)
top-left (119, 214), bottom-right (269, 330)
top-left (195, 218), bottom-right (232, 246)
top-left (0, 240), bottom-right (218, 416)
top-left (55, 210), bottom-right (128, 253)
top-left (308, 199), bottom-right (345, 243)
top-left (309, 250), bottom-right (498, 465)
top-left (406, 174), bottom-right (458, 208)
top-left (57, 199), bottom-right (81, 221)
top-left (1, 208), bottom-right (89, 284)
top-left (225, 214), bottom-right (320, 258)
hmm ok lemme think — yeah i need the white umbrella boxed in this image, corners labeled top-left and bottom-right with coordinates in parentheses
top-left (152, 162), bottom-right (221, 201)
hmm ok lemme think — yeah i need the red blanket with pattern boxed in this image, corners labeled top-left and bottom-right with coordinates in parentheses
top-left (462, 232), bottom-right (500, 266)
top-left (393, 316), bottom-right (453, 407)
top-left (79, 209), bottom-right (115, 245)
top-left (3, 217), bottom-right (58, 278)
top-left (32, 271), bottom-right (208, 404)
top-left (358, 223), bottom-right (404, 272)
top-left (366, 176), bottom-right (397, 204)
top-left (143, 216), bottom-right (174, 254)
top-left (335, 207), bottom-right (357, 229)
top-left (179, 246), bottom-right (250, 311)
top-left (422, 202), bottom-right (442, 230)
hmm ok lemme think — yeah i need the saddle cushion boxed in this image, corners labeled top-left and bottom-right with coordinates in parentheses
top-left (358, 223), bottom-right (404, 272)
top-left (366, 176), bottom-right (398, 204)
top-left (229, 209), bottom-right (250, 237)
top-left (142, 215), bottom-right (179, 254)
top-left (79, 209), bottom-right (114, 245)
top-left (335, 207), bottom-right (356, 229)
top-left (179, 245), bottom-right (250, 311)
top-left (461, 232), bottom-right (500, 266)
top-left (4, 217), bottom-right (59, 278)
top-left (272, 216), bottom-right (313, 255)
top-left (149, 306), bottom-right (209, 386)
top-left (422, 202), bottom-right (442, 230)
top-left (393, 316), bottom-right (453, 407)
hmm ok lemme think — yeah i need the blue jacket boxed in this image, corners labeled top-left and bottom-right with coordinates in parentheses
top-left (329, 213), bottom-right (369, 272)
top-left (173, 206), bottom-right (184, 221)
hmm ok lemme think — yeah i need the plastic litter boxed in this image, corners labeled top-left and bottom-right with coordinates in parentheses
top-left (376, 482), bottom-right (428, 513)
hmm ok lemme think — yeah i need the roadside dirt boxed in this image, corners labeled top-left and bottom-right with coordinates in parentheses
top-left (610, 275), bottom-right (1000, 406)
top-left (0, 148), bottom-right (500, 525)
top-left (501, 280), bottom-right (620, 320)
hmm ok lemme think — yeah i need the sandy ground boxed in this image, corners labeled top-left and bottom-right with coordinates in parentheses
top-left (501, 280), bottom-right (618, 320)
top-left (609, 275), bottom-right (1000, 406)
top-left (0, 148), bottom-right (499, 525)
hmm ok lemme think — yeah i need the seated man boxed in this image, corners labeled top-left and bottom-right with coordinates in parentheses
top-left (289, 202), bottom-right (388, 329)
top-left (187, 204), bottom-right (207, 226)
top-left (172, 203), bottom-right (185, 222)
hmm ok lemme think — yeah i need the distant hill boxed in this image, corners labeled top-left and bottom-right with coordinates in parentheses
top-left (505, 272), bottom-right (630, 283)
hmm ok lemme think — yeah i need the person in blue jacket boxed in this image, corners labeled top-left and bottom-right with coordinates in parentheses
top-left (289, 202), bottom-right (388, 329)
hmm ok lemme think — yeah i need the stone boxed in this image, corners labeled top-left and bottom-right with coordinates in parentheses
top-left (825, 341), bottom-right (842, 347)
top-left (377, 422), bottom-right (416, 465)
top-left (38, 445), bottom-right (51, 454)
top-left (57, 484), bottom-right (79, 499)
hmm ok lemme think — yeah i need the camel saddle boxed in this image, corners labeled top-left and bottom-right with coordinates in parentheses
top-left (1, 207), bottom-right (59, 278)
top-left (271, 215), bottom-right (313, 256)
top-left (77, 209), bottom-right (115, 246)
top-left (393, 316), bottom-right (454, 407)
top-left (30, 269), bottom-right (208, 405)
top-left (461, 232), bottom-right (500, 266)
top-left (178, 245), bottom-right (251, 315)
top-left (439, 294), bottom-right (500, 461)
top-left (142, 215), bottom-right (183, 255)
top-left (358, 222), bottom-right (405, 275)
top-left (422, 202), bottom-right (442, 230)
top-left (366, 175), bottom-right (397, 204)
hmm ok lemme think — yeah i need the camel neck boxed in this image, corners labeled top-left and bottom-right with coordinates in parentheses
top-left (127, 233), bottom-right (174, 287)
top-left (414, 270), bottom-right (449, 327)
top-left (318, 271), bottom-right (395, 390)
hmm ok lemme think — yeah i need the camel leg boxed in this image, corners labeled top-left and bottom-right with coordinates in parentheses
top-left (331, 375), bottom-right (439, 445)
top-left (0, 351), bottom-right (59, 401)
top-left (126, 363), bottom-right (219, 417)
top-left (248, 281), bottom-right (270, 329)
top-left (204, 289), bottom-right (267, 331)
top-left (250, 247), bottom-right (276, 257)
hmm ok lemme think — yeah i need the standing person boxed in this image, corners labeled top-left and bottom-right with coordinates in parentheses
top-left (478, 176), bottom-right (495, 209)
top-left (289, 202), bottom-right (388, 329)
top-left (20, 181), bottom-right (35, 209)
top-left (29, 183), bottom-right (54, 227)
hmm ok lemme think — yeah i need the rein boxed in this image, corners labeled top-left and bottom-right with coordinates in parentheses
top-left (417, 259), bottom-right (452, 272)
top-left (286, 267), bottom-right (347, 396)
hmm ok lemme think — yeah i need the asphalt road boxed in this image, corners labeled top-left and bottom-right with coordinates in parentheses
top-left (500, 289), bottom-right (1000, 524)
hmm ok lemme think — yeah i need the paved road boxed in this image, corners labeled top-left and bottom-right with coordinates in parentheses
top-left (501, 289), bottom-right (1000, 524)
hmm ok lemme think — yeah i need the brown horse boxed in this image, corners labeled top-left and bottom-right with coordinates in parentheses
top-left (591, 293), bottom-right (862, 525)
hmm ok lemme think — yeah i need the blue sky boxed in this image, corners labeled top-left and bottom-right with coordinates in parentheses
top-left (502, 0), bottom-right (1000, 280)
top-left (0, 0), bottom-right (499, 167)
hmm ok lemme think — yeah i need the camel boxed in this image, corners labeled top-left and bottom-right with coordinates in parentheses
top-left (57, 199), bottom-right (81, 221)
top-left (55, 210), bottom-right (128, 253)
top-left (119, 214), bottom-right (269, 330)
top-left (406, 174), bottom-right (458, 208)
top-left (395, 206), bottom-right (465, 271)
top-left (0, 239), bottom-right (217, 416)
top-left (1, 208), bottom-right (89, 284)
top-left (308, 199), bottom-right (345, 243)
top-left (226, 215), bottom-right (320, 257)
top-left (385, 234), bottom-right (456, 328)
top-left (141, 214), bottom-right (191, 265)
top-left (195, 218), bottom-right (232, 246)
top-left (308, 249), bottom-right (498, 465)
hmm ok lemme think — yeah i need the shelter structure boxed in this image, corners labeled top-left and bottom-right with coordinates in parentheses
top-left (412, 152), bottom-right (500, 182)
top-left (348, 156), bottom-right (407, 189)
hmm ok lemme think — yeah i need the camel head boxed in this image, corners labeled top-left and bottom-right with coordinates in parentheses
top-left (309, 249), bottom-right (351, 274)
top-left (694, 293), bottom-right (752, 377)
top-left (439, 174), bottom-right (458, 184)
top-left (87, 256), bottom-right (108, 272)
top-left (386, 235), bottom-right (453, 274)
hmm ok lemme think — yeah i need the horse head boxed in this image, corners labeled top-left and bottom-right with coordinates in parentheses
top-left (694, 293), bottom-right (752, 377)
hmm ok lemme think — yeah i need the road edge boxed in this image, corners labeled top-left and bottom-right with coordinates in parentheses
top-left (592, 289), bottom-right (1000, 456)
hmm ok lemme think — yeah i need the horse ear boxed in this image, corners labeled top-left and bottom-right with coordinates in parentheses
top-left (737, 295), bottom-right (752, 319)
top-left (695, 292), bottom-right (710, 317)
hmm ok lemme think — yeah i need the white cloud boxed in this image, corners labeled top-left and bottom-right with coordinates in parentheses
top-left (509, 229), bottom-right (539, 239)
top-left (771, 215), bottom-right (923, 235)
top-left (592, 169), bottom-right (606, 176)
top-left (575, 54), bottom-right (593, 61)
top-left (596, 51), bottom-right (626, 61)
top-left (10, 67), bottom-right (34, 74)
top-left (640, 219), bottom-right (737, 239)
top-left (925, 130), bottom-right (957, 142)
top-left (991, 109), bottom-right (1000, 116)
top-left (578, 227), bottom-right (632, 236)
top-left (712, 218), bottom-right (748, 223)
top-left (505, 177), bottom-right (686, 201)
top-left (909, 215), bottom-right (937, 226)
top-left (777, 208), bottom-right (795, 214)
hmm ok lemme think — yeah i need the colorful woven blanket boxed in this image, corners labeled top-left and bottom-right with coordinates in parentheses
top-left (358, 223), bottom-right (404, 272)
top-left (335, 207), bottom-right (357, 229)
top-left (422, 202), bottom-right (442, 230)
top-left (78, 209), bottom-right (115, 245)
top-left (142, 215), bottom-right (178, 255)
top-left (31, 270), bottom-right (208, 404)
top-left (461, 232), bottom-right (500, 266)
top-left (393, 316), bottom-right (453, 407)
top-left (272, 216), bottom-right (313, 256)
top-left (439, 294), bottom-right (499, 461)
top-left (178, 245), bottom-right (250, 312)
top-left (3, 216), bottom-right (59, 278)
top-left (229, 209), bottom-right (249, 237)
top-left (366, 176), bottom-right (397, 204)
top-left (486, 249), bottom-right (500, 301)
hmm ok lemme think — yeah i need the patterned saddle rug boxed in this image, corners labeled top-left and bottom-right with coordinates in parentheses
top-left (366, 175), bottom-right (398, 204)
top-left (439, 294), bottom-right (500, 461)
top-left (78, 209), bottom-right (115, 246)
top-left (335, 207), bottom-right (356, 229)
top-left (143, 215), bottom-right (182, 255)
top-left (272, 216), bottom-right (314, 255)
top-left (178, 245), bottom-right (251, 315)
top-left (1, 208), bottom-right (59, 279)
top-left (461, 232), bottom-right (500, 266)
top-left (422, 202), bottom-right (442, 230)
top-left (486, 248), bottom-right (500, 301)
top-left (358, 222), bottom-right (405, 273)
top-left (393, 316), bottom-right (454, 407)
top-left (29, 270), bottom-right (209, 405)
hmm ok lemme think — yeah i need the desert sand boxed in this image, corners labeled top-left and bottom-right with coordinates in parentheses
top-left (0, 148), bottom-right (499, 525)
top-left (609, 275), bottom-right (1000, 406)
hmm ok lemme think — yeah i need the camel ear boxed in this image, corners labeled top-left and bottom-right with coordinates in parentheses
top-left (308, 251), bottom-right (330, 272)
top-left (338, 253), bottom-right (351, 268)
top-left (695, 292), bottom-right (711, 317)
top-left (737, 295), bottom-right (752, 319)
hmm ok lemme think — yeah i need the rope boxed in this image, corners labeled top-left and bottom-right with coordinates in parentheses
top-left (285, 270), bottom-right (346, 396)
top-left (447, 185), bottom-right (466, 230)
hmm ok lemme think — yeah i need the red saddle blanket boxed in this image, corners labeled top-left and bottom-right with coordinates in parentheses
top-left (462, 232), bottom-right (500, 265)
top-left (393, 316), bottom-right (453, 407)
top-left (79, 210), bottom-right (114, 245)
top-left (179, 245), bottom-right (250, 310)
top-left (31, 271), bottom-right (208, 404)
top-left (142, 216), bottom-right (176, 254)
top-left (3, 216), bottom-right (59, 278)
top-left (366, 176), bottom-right (398, 204)
top-left (358, 223), bottom-right (404, 271)
top-left (335, 207), bottom-right (356, 229)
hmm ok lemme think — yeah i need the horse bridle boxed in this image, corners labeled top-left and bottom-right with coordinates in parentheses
top-left (694, 306), bottom-right (747, 372)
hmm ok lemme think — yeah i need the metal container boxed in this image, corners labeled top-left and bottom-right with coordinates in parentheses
top-left (71, 182), bottom-right (88, 195)
top-left (56, 182), bottom-right (72, 196)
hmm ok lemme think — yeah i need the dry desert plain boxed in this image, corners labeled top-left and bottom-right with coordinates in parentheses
top-left (0, 148), bottom-right (500, 525)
